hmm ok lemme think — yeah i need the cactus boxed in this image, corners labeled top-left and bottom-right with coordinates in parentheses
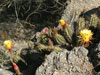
top-left (53, 46), bottom-right (62, 52)
top-left (49, 39), bottom-right (53, 46)
top-left (55, 33), bottom-right (66, 45)
top-left (40, 27), bottom-right (54, 44)
top-left (37, 44), bottom-right (48, 51)
top-left (41, 34), bottom-right (49, 44)
top-left (59, 19), bottom-right (73, 44)
top-left (41, 27), bottom-right (49, 35)
top-left (37, 43), bottom-right (62, 52)
top-left (40, 27), bottom-right (49, 44)
top-left (77, 17), bottom-right (85, 31)
top-left (27, 40), bottom-right (34, 50)
top-left (64, 25), bottom-right (73, 43)
top-left (89, 14), bottom-right (98, 28)
top-left (53, 27), bottom-right (66, 45)
top-left (41, 27), bottom-right (53, 37)
top-left (48, 28), bottom-right (53, 38)
top-left (37, 15), bottom-right (100, 51)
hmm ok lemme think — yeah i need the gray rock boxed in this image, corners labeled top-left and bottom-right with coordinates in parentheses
top-left (95, 43), bottom-right (100, 60)
top-left (0, 68), bottom-right (13, 75)
top-left (62, 0), bottom-right (100, 25)
top-left (96, 72), bottom-right (100, 75)
top-left (0, 22), bottom-right (35, 40)
top-left (36, 47), bottom-right (93, 75)
top-left (91, 42), bottom-right (100, 72)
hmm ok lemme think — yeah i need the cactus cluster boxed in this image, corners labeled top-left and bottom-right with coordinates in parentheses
top-left (37, 14), bottom-right (100, 51)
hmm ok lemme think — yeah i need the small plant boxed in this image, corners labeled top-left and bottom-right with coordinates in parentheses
top-left (3, 40), bottom-right (27, 74)
top-left (4, 40), bottom-right (26, 63)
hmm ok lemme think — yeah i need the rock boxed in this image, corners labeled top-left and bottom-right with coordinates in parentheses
top-left (91, 42), bottom-right (100, 72)
top-left (13, 40), bottom-right (29, 50)
top-left (96, 72), bottom-right (100, 75)
top-left (35, 47), bottom-right (93, 75)
top-left (0, 22), bottom-right (35, 40)
top-left (92, 42), bottom-right (100, 65)
top-left (0, 68), bottom-right (13, 75)
top-left (62, 0), bottom-right (100, 25)
top-left (95, 43), bottom-right (100, 61)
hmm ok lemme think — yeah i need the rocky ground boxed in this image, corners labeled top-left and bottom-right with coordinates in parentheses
top-left (36, 47), bottom-right (93, 75)
top-left (0, 0), bottom-right (100, 75)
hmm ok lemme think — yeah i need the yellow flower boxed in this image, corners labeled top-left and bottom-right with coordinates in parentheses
top-left (79, 29), bottom-right (93, 46)
top-left (59, 19), bottom-right (66, 27)
top-left (4, 40), bottom-right (12, 50)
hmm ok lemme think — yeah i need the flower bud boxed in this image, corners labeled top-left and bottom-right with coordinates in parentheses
top-left (12, 62), bottom-right (21, 75)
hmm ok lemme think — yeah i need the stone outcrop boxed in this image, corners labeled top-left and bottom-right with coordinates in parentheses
top-left (62, 0), bottom-right (100, 25)
top-left (36, 47), bottom-right (93, 75)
